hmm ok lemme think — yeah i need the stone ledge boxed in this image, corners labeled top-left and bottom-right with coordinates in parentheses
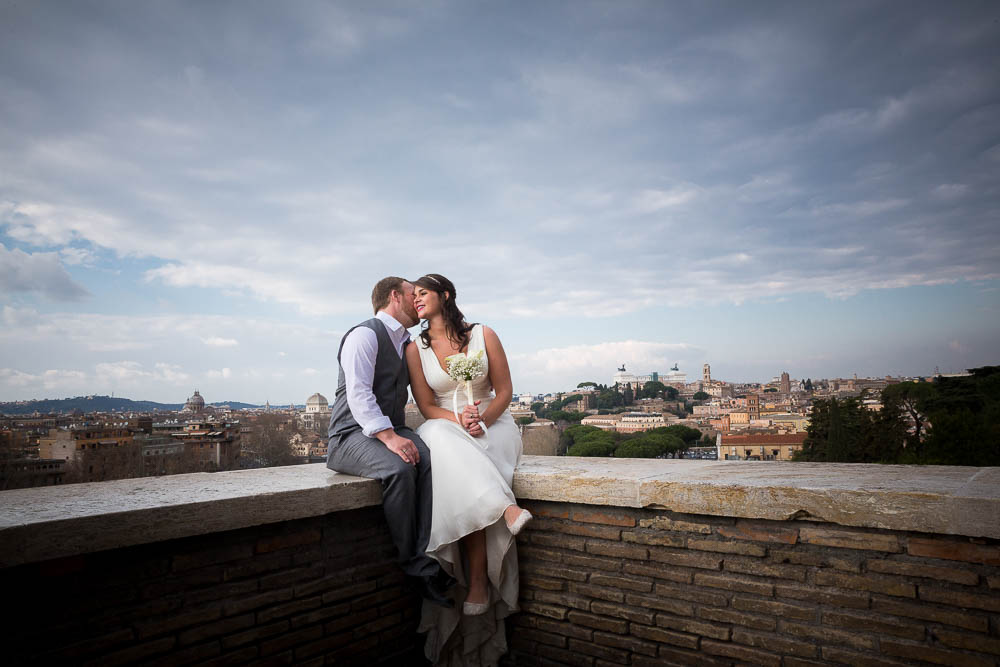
top-left (2, 457), bottom-right (998, 568)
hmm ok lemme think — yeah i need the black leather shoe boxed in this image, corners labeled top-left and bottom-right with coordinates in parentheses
top-left (419, 572), bottom-right (456, 608)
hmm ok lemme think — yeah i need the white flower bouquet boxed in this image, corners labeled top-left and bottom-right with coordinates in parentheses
top-left (445, 350), bottom-right (489, 443)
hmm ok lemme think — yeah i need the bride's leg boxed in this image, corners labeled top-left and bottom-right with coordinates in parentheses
top-left (462, 529), bottom-right (488, 604)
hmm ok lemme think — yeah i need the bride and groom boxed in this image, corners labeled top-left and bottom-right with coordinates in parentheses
top-left (326, 274), bottom-right (531, 666)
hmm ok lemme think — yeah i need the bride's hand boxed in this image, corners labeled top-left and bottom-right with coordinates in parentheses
top-left (462, 401), bottom-right (483, 435)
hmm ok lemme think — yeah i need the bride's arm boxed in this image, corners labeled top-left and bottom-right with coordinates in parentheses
top-left (481, 326), bottom-right (513, 427)
top-left (405, 342), bottom-right (462, 424)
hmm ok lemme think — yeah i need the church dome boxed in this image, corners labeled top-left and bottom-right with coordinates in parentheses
top-left (305, 392), bottom-right (329, 413)
top-left (183, 390), bottom-right (206, 413)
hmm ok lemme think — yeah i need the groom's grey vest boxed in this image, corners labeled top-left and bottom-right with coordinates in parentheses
top-left (328, 317), bottom-right (409, 440)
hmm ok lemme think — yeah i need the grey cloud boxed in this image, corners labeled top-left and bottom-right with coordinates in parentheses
top-left (0, 244), bottom-right (89, 301)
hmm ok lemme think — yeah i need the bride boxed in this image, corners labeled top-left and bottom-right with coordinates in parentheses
top-left (404, 273), bottom-right (532, 667)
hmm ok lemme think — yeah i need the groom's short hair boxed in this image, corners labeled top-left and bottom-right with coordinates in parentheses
top-left (372, 276), bottom-right (408, 313)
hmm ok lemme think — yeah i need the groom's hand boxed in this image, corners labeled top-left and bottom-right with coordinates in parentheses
top-left (376, 429), bottom-right (420, 465)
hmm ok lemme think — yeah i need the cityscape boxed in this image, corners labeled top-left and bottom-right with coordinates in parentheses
top-left (3, 359), bottom-right (989, 491)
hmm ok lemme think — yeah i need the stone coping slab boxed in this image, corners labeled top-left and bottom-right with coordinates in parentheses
top-left (1, 457), bottom-right (998, 567)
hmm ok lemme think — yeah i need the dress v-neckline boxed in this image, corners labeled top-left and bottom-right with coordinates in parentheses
top-left (426, 325), bottom-right (478, 377)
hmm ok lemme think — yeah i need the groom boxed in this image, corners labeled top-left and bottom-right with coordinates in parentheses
top-left (326, 276), bottom-right (454, 607)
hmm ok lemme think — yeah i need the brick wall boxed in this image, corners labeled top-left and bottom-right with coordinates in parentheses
top-left (507, 501), bottom-right (1000, 667)
top-left (4, 506), bottom-right (424, 666)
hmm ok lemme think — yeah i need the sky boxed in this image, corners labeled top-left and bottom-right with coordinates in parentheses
top-left (1, 1), bottom-right (998, 404)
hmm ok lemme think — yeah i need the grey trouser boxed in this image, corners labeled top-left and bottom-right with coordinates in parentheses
top-left (326, 427), bottom-right (439, 578)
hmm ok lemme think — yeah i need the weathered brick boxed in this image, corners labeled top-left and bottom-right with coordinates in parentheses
top-left (324, 608), bottom-right (377, 634)
top-left (592, 631), bottom-right (658, 657)
top-left (198, 646), bottom-right (259, 667)
top-left (820, 647), bottom-right (911, 667)
top-left (260, 565), bottom-right (325, 592)
top-left (732, 596), bottom-right (814, 621)
top-left (697, 606), bottom-right (777, 631)
top-left (694, 572), bottom-right (773, 596)
top-left (866, 558), bottom-right (979, 585)
top-left (798, 525), bottom-right (901, 552)
top-left (919, 586), bottom-right (1000, 612)
top-left (573, 508), bottom-right (636, 527)
top-left (535, 591), bottom-right (591, 611)
top-left (701, 638), bottom-right (780, 667)
top-left (221, 620), bottom-right (289, 650)
top-left (522, 563), bottom-right (590, 582)
top-left (647, 547), bottom-right (722, 571)
top-left (769, 548), bottom-right (860, 571)
top-left (316, 580), bottom-right (376, 604)
top-left (775, 583), bottom-right (870, 609)
top-left (532, 532), bottom-right (588, 552)
top-left (638, 516), bottom-right (713, 534)
top-left (292, 633), bottom-right (352, 660)
top-left (629, 623), bottom-right (699, 649)
top-left (908, 537), bottom-right (1000, 566)
top-left (351, 611), bottom-right (400, 639)
top-left (586, 540), bottom-right (649, 561)
top-left (724, 556), bottom-right (807, 581)
top-left (625, 594), bottom-right (694, 616)
top-left (563, 553), bottom-right (621, 572)
top-left (933, 628), bottom-right (1000, 655)
top-left (187, 580), bottom-right (259, 606)
top-left (173, 544), bottom-right (255, 572)
top-left (350, 586), bottom-right (404, 612)
top-left (533, 517), bottom-right (624, 540)
top-left (783, 658), bottom-right (829, 667)
top-left (290, 601), bottom-right (351, 629)
top-left (822, 610), bottom-right (925, 640)
top-left (145, 640), bottom-right (221, 667)
top-left (522, 601), bottom-right (569, 620)
top-left (568, 637), bottom-right (629, 663)
top-left (590, 600), bottom-right (656, 625)
top-left (622, 531), bottom-right (687, 548)
top-left (881, 638), bottom-right (995, 667)
top-left (687, 538), bottom-right (767, 557)
top-left (732, 629), bottom-right (817, 658)
top-left (135, 605), bottom-right (222, 639)
top-left (590, 573), bottom-right (653, 593)
top-left (255, 529), bottom-right (322, 554)
top-left (519, 628), bottom-right (567, 648)
top-left (536, 617), bottom-right (595, 641)
top-left (987, 576), bottom-right (1000, 590)
top-left (258, 595), bottom-right (322, 624)
top-left (258, 625), bottom-right (323, 656)
top-left (653, 582), bottom-right (728, 607)
top-left (223, 552), bottom-right (293, 581)
top-left (567, 610), bottom-right (628, 634)
top-left (523, 500), bottom-right (570, 519)
top-left (718, 523), bottom-right (798, 544)
top-left (872, 596), bottom-right (988, 632)
top-left (536, 643), bottom-right (595, 666)
top-left (778, 620), bottom-right (875, 650)
top-left (523, 575), bottom-right (566, 591)
top-left (569, 582), bottom-right (625, 603)
top-left (623, 563), bottom-right (692, 584)
top-left (519, 545), bottom-right (564, 563)
top-left (178, 613), bottom-right (255, 645)
top-left (646, 647), bottom-right (730, 666)
top-left (815, 570), bottom-right (915, 597)
top-left (656, 613), bottom-right (731, 640)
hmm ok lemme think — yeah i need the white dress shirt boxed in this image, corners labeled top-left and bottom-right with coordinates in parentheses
top-left (341, 311), bottom-right (411, 437)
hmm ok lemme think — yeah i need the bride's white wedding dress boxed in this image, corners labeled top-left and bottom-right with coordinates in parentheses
top-left (415, 324), bottom-right (523, 667)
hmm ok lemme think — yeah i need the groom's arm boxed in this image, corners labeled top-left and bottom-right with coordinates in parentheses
top-left (341, 327), bottom-right (420, 465)
top-left (340, 327), bottom-right (393, 437)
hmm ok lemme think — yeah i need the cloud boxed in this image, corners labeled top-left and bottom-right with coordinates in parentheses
top-left (0, 244), bottom-right (90, 301)
top-left (206, 368), bottom-right (232, 380)
top-left (202, 337), bottom-right (239, 347)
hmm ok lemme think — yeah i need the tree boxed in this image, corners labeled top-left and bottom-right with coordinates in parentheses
top-left (577, 382), bottom-right (598, 388)
top-left (664, 386), bottom-right (679, 400)
top-left (880, 382), bottom-right (935, 447)
top-left (764, 387), bottom-right (778, 393)
top-left (623, 384), bottom-right (634, 405)
top-left (693, 391), bottom-right (709, 401)
top-left (641, 381), bottom-right (667, 398)
top-left (516, 416), bottom-right (535, 426)
top-left (804, 378), bottom-right (813, 392)
top-left (567, 439), bottom-right (616, 457)
top-left (561, 424), bottom-right (603, 450)
top-left (531, 401), bottom-right (545, 417)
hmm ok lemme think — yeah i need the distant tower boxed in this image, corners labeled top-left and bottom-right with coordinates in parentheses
top-left (780, 372), bottom-right (790, 394)
top-left (703, 364), bottom-right (712, 383)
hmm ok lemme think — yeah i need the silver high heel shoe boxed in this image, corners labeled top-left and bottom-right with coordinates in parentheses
top-left (507, 509), bottom-right (533, 536)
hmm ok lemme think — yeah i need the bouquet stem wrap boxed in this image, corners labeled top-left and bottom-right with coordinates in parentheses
top-left (445, 350), bottom-right (489, 449)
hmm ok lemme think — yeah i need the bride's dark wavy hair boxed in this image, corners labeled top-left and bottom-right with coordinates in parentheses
top-left (413, 273), bottom-right (476, 350)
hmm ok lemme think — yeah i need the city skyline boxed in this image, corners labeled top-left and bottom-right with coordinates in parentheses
top-left (2, 2), bottom-right (998, 403)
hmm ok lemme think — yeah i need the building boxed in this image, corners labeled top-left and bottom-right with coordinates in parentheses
top-left (301, 393), bottom-right (331, 433)
top-left (39, 426), bottom-right (135, 462)
top-left (580, 414), bottom-right (622, 431)
top-left (618, 412), bottom-right (666, 434)
top-left (780, 372), bottom-right (791, 394)
top-left (181, 390), bottom-right (207, 414)
top-left (718, 433), bottom-right (806, 461)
